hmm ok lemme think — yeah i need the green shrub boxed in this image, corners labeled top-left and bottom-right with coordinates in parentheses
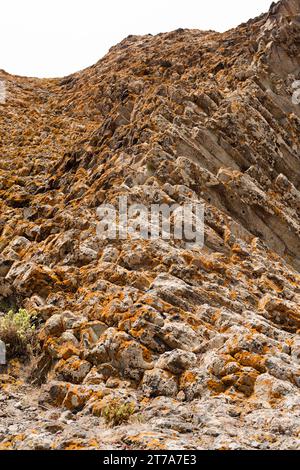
top-left (102, 400), bottom-right (135, 427)
top-left (0, 309), bottom-right (36, 360)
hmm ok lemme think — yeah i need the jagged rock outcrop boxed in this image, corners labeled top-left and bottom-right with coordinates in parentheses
top-left (1, 0), bottom-right (300, 450)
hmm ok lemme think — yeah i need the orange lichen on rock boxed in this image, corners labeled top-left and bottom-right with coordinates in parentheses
top-left (1, 0), bottom-right (300, 450)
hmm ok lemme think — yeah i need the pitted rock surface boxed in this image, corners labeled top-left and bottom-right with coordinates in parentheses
top-left (1, 0), bottom-right (300, 450)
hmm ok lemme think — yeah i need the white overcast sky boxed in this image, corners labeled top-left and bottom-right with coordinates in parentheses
top-left (0, 0), bottom-right (273, 78)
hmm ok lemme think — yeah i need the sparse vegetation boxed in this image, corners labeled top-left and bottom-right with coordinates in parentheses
top-left (146, 161), bottom-right (156, 175)
top-left (102, 400), bottom-right (135, 427)
top-left (0, 309), bottom-right (36, 360)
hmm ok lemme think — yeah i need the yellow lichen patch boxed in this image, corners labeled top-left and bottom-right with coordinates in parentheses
top-left (180, 371), bottom-right (196, 385)
top-left (192, 254), bottom-right (226, 274)
top-left (234, 351), bottom-right (266, 373)
top-left (229, 290), bottom-right (238, 300)
top-left (58, 342), bottom-right (80, 360)
top-left (63, 441), bottom-right (87, 450)
top-left (234, 369), bottom-right (260, 397)
top-left (0, 441), bottom-right (14, 450)
top-left (62, 386), bottom-right (93, 411)
top-left (260, 275), bottom-right (283, 293)
top-left (207, 379), bottom-right (227, 394)
top-left (88, 439), bottom-right (100, 448)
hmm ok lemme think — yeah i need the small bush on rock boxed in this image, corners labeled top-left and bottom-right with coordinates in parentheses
top-left (0, 309), bottom-right (36, 360)
top-left (102, 400), bottom-right (135, 427)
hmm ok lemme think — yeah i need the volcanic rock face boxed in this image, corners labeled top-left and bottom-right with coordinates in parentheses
top-left (1, 0), bottom-right (300, 450)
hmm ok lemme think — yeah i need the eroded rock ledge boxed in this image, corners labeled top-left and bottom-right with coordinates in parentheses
top-left (0, 0), bottom-right (300, 450)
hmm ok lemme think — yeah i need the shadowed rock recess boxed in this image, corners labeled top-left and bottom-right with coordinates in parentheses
top-left (0, 0), bottom-right (300, 450)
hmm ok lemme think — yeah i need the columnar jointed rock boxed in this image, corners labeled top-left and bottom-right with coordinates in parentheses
top-left (1, 0), bottom-right (300, 450)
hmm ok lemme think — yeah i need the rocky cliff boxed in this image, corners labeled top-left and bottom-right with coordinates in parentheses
top-left (0, 0), bottom-right (300, 450)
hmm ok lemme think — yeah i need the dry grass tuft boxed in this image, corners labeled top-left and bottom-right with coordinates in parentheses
top-left (102, 400), bottom-right (135, 427)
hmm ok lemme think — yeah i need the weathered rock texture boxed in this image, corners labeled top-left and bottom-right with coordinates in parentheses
top-left (1, 0), bottom-right (300, 450)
